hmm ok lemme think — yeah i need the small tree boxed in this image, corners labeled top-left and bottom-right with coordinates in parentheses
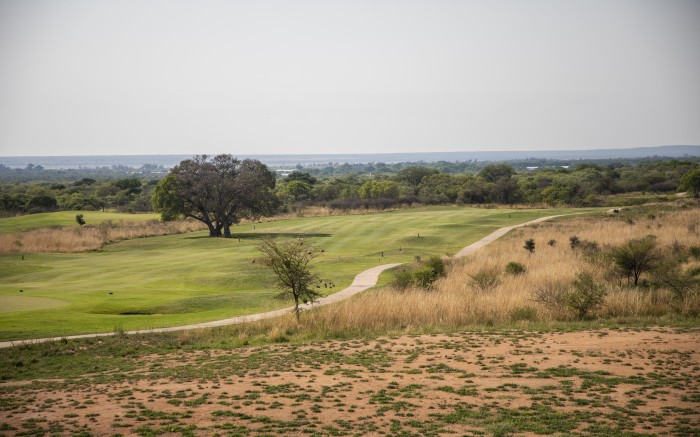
top-left (75, 214), bottom-right (85, 226)
top-left (679, 169), bottom-right (700, 197)
top-left (569, 235), bottom-right (580, 249)
top-left (523, 239), bottom-right (535, 255)
top-left (258, 238), bottom-right (322, 320)
top-left (609, 235), bottom-right (662, 287)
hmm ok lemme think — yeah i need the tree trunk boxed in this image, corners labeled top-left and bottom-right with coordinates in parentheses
top-left (223, 222), bottom-right (231, 238)
top-left (293, 294), bottom-right (300, 321)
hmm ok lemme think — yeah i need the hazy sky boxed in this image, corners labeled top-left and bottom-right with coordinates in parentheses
top-left (1, 0), bottom-right (699, 156)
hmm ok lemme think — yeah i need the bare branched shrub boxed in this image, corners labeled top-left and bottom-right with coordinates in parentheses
top-left (531, 279), bottom-right (569, 313)
top-left (467, 266), bottom-right (501, 292)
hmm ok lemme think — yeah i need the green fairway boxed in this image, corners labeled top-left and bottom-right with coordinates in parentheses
top-left (0, 206), bottom-right (596, 340)
top-left (0, 210), bottom-right (160, 234)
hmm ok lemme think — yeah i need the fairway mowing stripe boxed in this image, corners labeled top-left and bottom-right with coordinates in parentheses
top-left (0, 213), bottom-right (578, 347)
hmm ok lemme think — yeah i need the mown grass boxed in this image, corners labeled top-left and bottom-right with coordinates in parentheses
top-left (0, 206), bottom-right (594, 340)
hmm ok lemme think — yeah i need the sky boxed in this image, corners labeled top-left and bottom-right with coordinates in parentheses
top-left (0, 0), bottom-right (699, 157)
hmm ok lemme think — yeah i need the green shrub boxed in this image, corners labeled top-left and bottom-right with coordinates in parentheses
top-left (569, 236), bottom-right (580, 249)
top-left (392, 268), bottom-right (414, 290)
top-left (510, 306), bottom-right (538, 322)
top-left (566, 272), bottom-right (606, 319)
top-left (523, 239), bottom-right (535, 254)
top-left (690, 246), bottom-right (700, 259)
top-left (392, 256), bottom-right (447, 290)
top-left (413, 267), bottom-right (438, 289)
top-left (505, 261), bottom-right (526, 275)
top-left (425, 256), bottom-right (446, 278)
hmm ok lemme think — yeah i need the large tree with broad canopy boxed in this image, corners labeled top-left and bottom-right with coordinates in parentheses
top-left (152, 155), bottom-right (279, 237)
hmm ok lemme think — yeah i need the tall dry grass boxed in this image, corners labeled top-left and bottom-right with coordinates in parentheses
top-left (219, 205), bottom-right (700, 341)
top-left (0, 219), bottom-right (206, 253)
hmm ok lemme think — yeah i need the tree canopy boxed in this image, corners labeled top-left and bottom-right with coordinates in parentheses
top-left (257, 238), bottom-right (323, 320)
top-left (152, 155), bottom-right (278, 237)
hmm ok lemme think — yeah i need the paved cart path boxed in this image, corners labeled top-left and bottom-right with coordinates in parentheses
top-left (0, 214), bottom-right (568, 348)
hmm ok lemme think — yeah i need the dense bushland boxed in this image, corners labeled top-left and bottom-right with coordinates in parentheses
top-left (2, 158), bottom-right (697, 219)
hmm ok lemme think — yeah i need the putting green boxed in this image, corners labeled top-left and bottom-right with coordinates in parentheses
top-left (0, 206), bottom-right (599, 340)
top-left (0, 295), bottom-right (69, 313)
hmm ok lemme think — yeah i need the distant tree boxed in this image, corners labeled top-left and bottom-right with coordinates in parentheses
top-left (524, 239), bottom-right (535, 255)
top-left (394, 167), bottom-right (439, 188)
top-left (25, 194), bottom-right (57, 213)
top-left (75, 214), bottom-right (85, 226)
top-left (282, 180), bottom-right (314, 201)
top-left (73, 178), bottom-right (96, 186)
top-left (257, 238), bottom-right (323, 320)
top-left (152, 155), bottom-right (279, 237)
top-left (359, 180), bottom-right (400, 200)
top-left (679, 169), bottom-right (700, 197)
top-left (609, 235), bottom-right (662, 287)
top-left (478, 164), bottom-right (514, 183)
top-left (285, 171), bottom-right (317, 185)
top-left (113, 178), bottom-right (142, 195)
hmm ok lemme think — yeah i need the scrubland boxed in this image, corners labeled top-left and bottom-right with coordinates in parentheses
top-left (195, 202), bottom-right (699, 345)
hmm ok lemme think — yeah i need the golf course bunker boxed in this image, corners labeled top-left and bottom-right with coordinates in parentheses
top-left (0, 295), bottom-right (69, 313)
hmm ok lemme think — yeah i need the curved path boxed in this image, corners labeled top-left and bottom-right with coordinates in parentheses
top-left (0, 214), bottom-right (567, 348)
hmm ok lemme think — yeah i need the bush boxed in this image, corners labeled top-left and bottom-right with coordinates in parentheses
top-left (531, 280), bottom-right (569, 313)
top-left (569, 236), bottom-right (580, 250)
top-left (566, 272), bottom-right (606, 319)
top-left (425, 256), bottom-right (446, 278)
top-left (413, 267), bottom-right (438, 289)
top-left (510, 306), bottom-right (538, 322)
top-left (467, 266), bottom-right (500, 292)
top-left (391, 256), bottom-right (447, 290)
top-left (690, 246), bottom-right (700, 259)
top-left (523, 239), bottom-right (535, 254)
top-left (505, 261), bottom-right (526, 275)
top-left (392, 268), bottom-right (414, 290)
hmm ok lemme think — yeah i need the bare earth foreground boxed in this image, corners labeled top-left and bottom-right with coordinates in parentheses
top-left (1, 328), bottom-right (699, 435)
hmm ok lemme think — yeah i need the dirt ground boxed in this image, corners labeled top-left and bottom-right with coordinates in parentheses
top-left (1, 328), bottom-right (699, 436)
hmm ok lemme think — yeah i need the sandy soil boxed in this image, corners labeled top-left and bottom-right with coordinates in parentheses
top-left (1, 327), bottom-right (699, 436)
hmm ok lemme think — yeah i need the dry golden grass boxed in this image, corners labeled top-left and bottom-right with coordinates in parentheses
top-left (222, 204), bottom-right (700, 340)
top-left (0, 219), bottom-right (206, 253)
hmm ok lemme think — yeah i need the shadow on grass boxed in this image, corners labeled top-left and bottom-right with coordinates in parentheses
top-left (185, 232), bottom-right (332, 240)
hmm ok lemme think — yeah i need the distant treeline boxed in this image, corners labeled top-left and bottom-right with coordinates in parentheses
top-left (1, 157), bottom-right (698, 216)
top-left (277, 160), bottom-right (698, 209)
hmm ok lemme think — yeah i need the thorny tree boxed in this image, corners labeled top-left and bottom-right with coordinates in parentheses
top-left (258, 238), bottom-right (323, 320)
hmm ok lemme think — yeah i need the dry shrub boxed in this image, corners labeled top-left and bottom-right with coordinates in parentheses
top-left (0, 219), bottom-right (206, 253)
